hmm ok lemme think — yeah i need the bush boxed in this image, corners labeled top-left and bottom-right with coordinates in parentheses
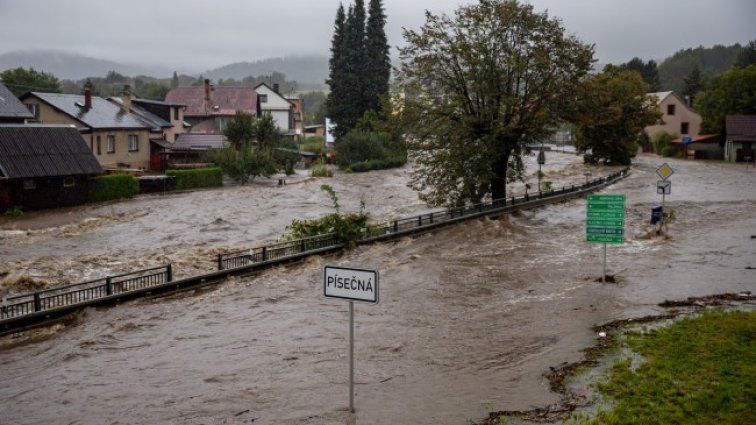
top-left (348, 157), bottom-right (406, 172)
top-left (4, 205), bottom-right (23, 217)
top-left (166, 167), bottom-right (223, 190)
top-left (88, 174), bottom-right (139, 202)
top-left (335, 130), bottom-right (390, 167)
top-left (310, 158), bottom-right (333, 177)
top-left (301, 137), bottom-right (326, 155)
top-left (651, 131), bottom-right (677, 155)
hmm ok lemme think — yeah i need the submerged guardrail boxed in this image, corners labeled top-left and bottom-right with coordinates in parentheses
top-left (0, 167), bottom-right (628, 334)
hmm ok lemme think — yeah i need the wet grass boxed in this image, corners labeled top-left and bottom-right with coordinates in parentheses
top-left (566, 310), bottom-right (755, 425)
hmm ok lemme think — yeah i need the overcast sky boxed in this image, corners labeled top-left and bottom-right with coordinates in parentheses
top-left (0, 0), bottom-right (754, 72)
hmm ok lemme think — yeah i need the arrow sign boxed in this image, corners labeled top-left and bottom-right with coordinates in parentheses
top-left (657, 180), bottom-right (671, 195)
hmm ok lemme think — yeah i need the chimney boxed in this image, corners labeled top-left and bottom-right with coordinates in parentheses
top-left (273, 83), bottom-right (280, 93)
top-left (122, 85), bottom-right (132, 113)
top-left (84, 88), bottom-right (92, 109)
top-left (204, 78), bottom-right (211, 112)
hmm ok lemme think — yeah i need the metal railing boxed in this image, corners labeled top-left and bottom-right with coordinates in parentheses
top-left (0, 265), bottom-right (172, 320)
top-left (218, 233), bottom-right (341, 270)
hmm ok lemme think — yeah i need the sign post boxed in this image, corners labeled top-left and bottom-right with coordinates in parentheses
top-left (655, 163), bottom-right (674, 233)
top-left (586, 194), bottom-right (626, 282)
top-left (324, 265), bottom-right (379, 413)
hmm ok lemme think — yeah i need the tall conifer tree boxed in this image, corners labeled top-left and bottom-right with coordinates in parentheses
top-left (365, 0), bottom-right (390, 114)
top-left (326, 4), bottom-right (347, 134)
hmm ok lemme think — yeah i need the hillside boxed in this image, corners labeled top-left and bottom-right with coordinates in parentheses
top-left (658, 43), bottom-right (744, 93)
top-left (203, 56), bottom-right (329, 89)
top-left (0, 50), bottom-right (175, 80)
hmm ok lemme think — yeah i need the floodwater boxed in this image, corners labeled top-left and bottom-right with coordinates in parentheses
top-left (0, 153), bottom-right (754, 425)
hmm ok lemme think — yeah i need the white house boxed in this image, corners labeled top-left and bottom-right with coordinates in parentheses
top-left (254, 83), bottom-right (293, 134)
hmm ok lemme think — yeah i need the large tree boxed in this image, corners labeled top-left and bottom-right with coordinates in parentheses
top-left (571, 66), bottom-right (660, 165)
top-left (619, 57), bottom-right (661, 92)
top-left (364, 0), bottom-right (391, 115)
top-left (696, 64), bottom-right (756, 134)
top-left (397, 0), bottom-right (593, 206)
top-left (325, 3), bottom-right (349, 138)
top-left (0, 67), bottom-right (62, 97)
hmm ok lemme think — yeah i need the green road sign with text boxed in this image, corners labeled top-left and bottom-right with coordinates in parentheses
top-left (586, 193), bottom-right (625, 244)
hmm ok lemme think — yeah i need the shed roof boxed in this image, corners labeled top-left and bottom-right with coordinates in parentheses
top-left (165, 86), bottom-right (259, 117)
top-left (726, 115), bottom-right (756, 142)
top-left (0, 83), bottom-right (34, 119)
top-left (24, 92), bottom-right (151, 130)
top-left (172, 133), bottom-right (228, 150)
top-left (0, 125), bottom-right (103, 179)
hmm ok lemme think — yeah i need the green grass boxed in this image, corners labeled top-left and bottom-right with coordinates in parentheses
top-left (569, 310), bottom-right (755, 425)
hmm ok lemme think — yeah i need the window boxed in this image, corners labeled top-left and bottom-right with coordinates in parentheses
top-left (63, 177), bottom-right (75, 187)
top-left (259, 94), bottom-right (268, 103)
top-left (96, 135), bottom-right (101, 155)
top-left (23, 180), bottom-right (36, 190)
top-left (667, 104), bottom-right (675, 115)
top-left (26, 103), bottom-right (40, 119)
top-left (680, 122), bottom-right (689, 135)
top-left (173, 107), bottom-right (179, 121)
top-left (107, 135), bottom-right (115, 153)
top-left (128, 134), bottom-right (139, 152)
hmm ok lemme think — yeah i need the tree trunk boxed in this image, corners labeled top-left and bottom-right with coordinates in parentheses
top-left (490, 152), bottom-right (509, 201)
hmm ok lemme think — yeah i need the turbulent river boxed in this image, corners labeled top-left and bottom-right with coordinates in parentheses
top-left (0, 152), bottom-right (754, 424)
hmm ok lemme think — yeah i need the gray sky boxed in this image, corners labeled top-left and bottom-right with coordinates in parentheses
top-left (0, 0), bottom-right (753, 72)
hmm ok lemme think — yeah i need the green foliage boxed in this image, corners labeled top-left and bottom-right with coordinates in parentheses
top-left (302, 91), bottom-right (327, 125)
top-left (651, 131), bottom-right (678, 156)
top-left (571, 66), bottom-right (660, 165)
top-left (224, 110), bottom-right (256, 150)
top-left (575, 310), bottom-right (756, 425)
top-left (301, 137), bottom-right (326, 155)
top-left (4, 205), bottom-right (23, 217)
top-left (734, 40), bottom-right (756, 68)
top-left (682, 65), bottom-right (705, 103)
top-left (696, 64), bottom-right (756, 134)
top-left (348, 157), bottom-right (406, 172)
top-left (0, 67), bottom-right (62, 97)
top-left (327, 0), bottom-right (390, 138)
top-left (658, 43), bottom-right (745, 93)
top-left (335, 130), bottom-right (390, 166)
top-left (619, 57), bottom-right (661, 92)
top-left (88, 174), bottom-right (139, 202)
top-left (284, 185), bottom-right (372, 248)
top-left (166, 168), bottom-right (223, 190)
top-left (310, 158), bottom-right (333, 177)
top-left (637, 131), bottom-right (652, 152)
top-left (397, 0), bottom-right (593, 206)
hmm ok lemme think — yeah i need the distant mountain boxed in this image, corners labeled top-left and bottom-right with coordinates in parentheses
top-left (0, 50), bottom-right (176, 80)
top-left (658, 43), bottom-right (744, 93)
top-left (204, 56), bottom-right (329, 89)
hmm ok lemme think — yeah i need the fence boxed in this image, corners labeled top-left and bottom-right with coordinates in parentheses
top-left (1, 167), bottom-right (628, 330)
top-left (0, 265), bottom-right (171, 321)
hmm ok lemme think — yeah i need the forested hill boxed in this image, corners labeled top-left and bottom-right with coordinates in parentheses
top-left (658, 43), bottom-right (744, 93)
top-left (204, 56), bottom-right (328, 89)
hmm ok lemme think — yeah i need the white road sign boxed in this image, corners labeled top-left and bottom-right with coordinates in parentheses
top-left (656, 163), bottom-right (674, 180)
top-left (324, 265), bottom-right (379, 303)
top-left (657, 180), bottom-right (671, 195)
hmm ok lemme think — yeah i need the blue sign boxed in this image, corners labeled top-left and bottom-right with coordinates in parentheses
top-left (682, 135), bottom-right (693, 144)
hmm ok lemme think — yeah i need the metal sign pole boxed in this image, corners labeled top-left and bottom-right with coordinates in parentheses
top-left (603, 243), bottom-right (607, 283)
top-left (349, 300), bottom-right (354, 413)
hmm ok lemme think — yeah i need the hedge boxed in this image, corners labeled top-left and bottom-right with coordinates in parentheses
top-left (348, 157), bottom-right (406, 173)
top-left (88, 174), bottom-right (139, 202)
top-left (166, 167), bottom-right (223, 190)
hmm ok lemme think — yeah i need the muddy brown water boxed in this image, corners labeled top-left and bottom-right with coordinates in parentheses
top-left (1, 153), bottom-right (754, 424)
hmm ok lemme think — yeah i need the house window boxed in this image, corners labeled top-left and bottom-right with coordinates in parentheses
top-left (63, 177), bottom-right (76, 187)
top-left (128, 134), bottom-right (139, 152)
top-left (107, 135), bottom-right (116, 153)
top-left (97, 135), bottom-right (101, 155)
top-left (23, 180), bottom-right (36, 190)
top-left (680, 122), bottom-right (689, 135)
top-left (259, 94), bottom-right (268, 103)
top-left (173, 107), bottom-right (179, 121)
top-left (667, 104), bottom-right (675, 115)
top-left (26, 103), bottom-right (40, 119)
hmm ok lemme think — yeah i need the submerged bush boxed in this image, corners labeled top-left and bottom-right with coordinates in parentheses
top-left (166, 167), bottom-right (223, 190)
top-left (88, 174), bottom-right (138, 202)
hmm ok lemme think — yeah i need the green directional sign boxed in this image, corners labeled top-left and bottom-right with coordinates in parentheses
top-left (586, 193), bottom-right (625, 244)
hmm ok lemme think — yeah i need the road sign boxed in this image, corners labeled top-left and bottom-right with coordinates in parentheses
top-left (537, 149), bottom-right (545, 165)
top-left (586, 193), bottom-right (625, 245)
top-left (657, 180), bottom-right (671, 195)
top-left (682, 135), bottom-right (693, 144)
top-left (324, 265), bottom-right (379, 303)
top-left (656, 163), bottom-right (674, 180)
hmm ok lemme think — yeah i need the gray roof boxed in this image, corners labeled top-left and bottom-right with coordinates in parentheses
top-left (132, 98), bottom-right (186, 107)
top-left (0, 125), bottom-right (103, 179)
top-left (0, 83), bottom-right (33, 119)
top-left (108, 97), bottom-right (171, 131)
top-left (173, 133), bottom-right (228, 150)
top-left (25, 92), bottom-right (151, 130)
top-left (726, 115), bottom-right (756, 142)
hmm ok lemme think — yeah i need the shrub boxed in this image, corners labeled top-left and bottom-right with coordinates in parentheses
top-left (88, 174), bottom-right (139, 202)
top-left (348, 157), bottom-right (406, 172)
top-left (335, 130), bottom-right (390, 167)
top-left (310, 158), bottom-right (333, 177)
top-left (301, 137), bottom-right (326, 155)
top-left (651, 131), bottom-right (678, 155)
top-left (166, 167), bottom-right (223, 190)
top-left (4, 205), bottom-right (23, 217)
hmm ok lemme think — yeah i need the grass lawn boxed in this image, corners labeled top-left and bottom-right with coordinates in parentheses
top-left (568, 310), bottom-right (755, 425)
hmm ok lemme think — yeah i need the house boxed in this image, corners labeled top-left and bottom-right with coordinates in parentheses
top-left (645, 91), bottom-right (702, 138)
top-left (286, 95), bottom-right (304, 140)
top-left (304, 124), bottom-right (326, 138)
top-left (169, 133), bottom-right (228, 165)
top-left (254, 83), bottom-right (294, 134)
top-left (724, 115), bottom-right (756, 163)
top-left (0, 82), bottom-right (33, 124)
top-left (21, 90), bottom-right (153, 170)
top-left (0, 125), bottom-right (103, 211)
top-left (164, 80), bottom-right (260, 134)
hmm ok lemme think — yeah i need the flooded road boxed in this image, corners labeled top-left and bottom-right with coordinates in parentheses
top-left (1, 153), bottom-right (754, 425)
